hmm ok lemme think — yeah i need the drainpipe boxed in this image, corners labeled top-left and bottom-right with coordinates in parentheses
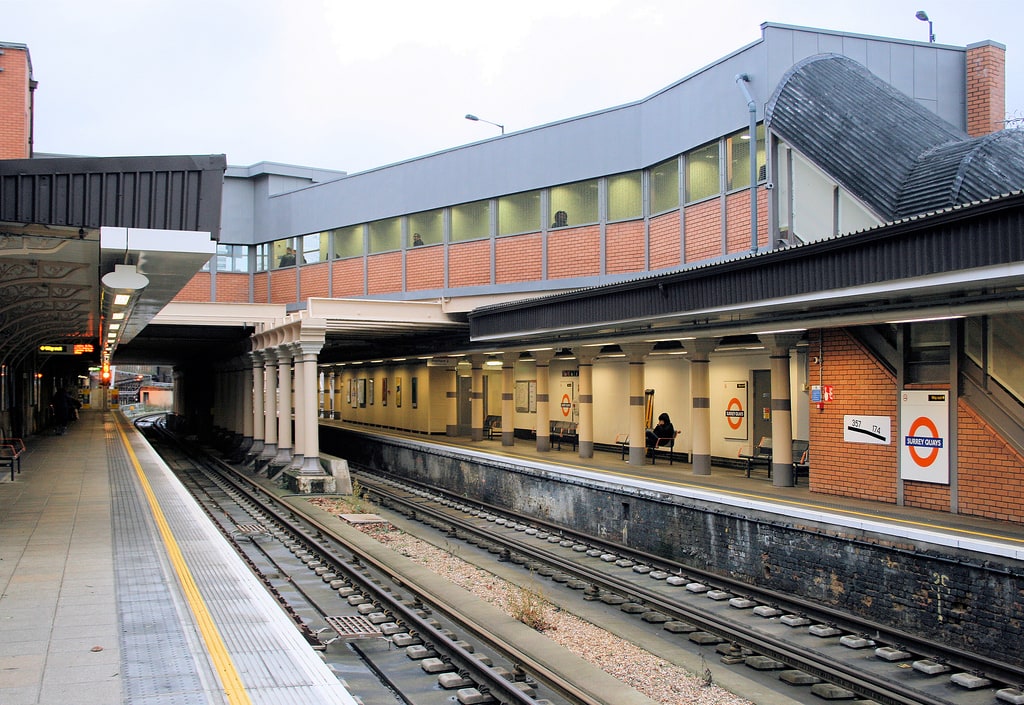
top-left (735, 73), bottom-right (758, 253)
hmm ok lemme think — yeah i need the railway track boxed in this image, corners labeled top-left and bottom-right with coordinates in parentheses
top-left (347, 465), bottom-right (1024, 705)
top-left (137, 416), bottom-right (656, 705)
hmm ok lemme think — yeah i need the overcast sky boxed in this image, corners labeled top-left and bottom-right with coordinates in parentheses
top-left (5, 0), bottom-right (1022, 175)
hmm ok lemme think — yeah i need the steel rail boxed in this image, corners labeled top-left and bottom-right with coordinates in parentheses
top-left (357, 470), bottom-right (1024, 705)
top-left (142, 419), bottom-right (612, 705)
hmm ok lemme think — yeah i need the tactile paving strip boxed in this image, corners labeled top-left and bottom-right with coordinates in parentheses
top-left (107, 426), bottom-right (212, 704)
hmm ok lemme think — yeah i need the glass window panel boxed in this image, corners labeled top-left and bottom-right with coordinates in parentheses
top-left (965, 317), bottom-right (983, 367)
top-left (497, 191), bottom-right (541, 235)
top-left (214, 244), bottom-right (249, 272)
top-left (272, 237), bottom-right (302, 268)
top-left (408, 208), bottom-right (443, 246)
top-left (550, 179), bottom-right (598, 227)
top-left (451, 200), bottom-right (490, 242)
top-left (650, 157), bottom-right (680, 214)
top-left (256, 243), bottom-right (270, 272)
top-left (989, 313), bottom-right (1024, 402)
top-left (685, 142), bottom-right (721, 203)
top-left (332, 225), bottom-right (364, 259)
top-left (369, 217), bottom-right (402, 253)
top-left (302, 233), bottom-right (325, 264)
top-left (607, 171), bottom-right (642, 221)
top-left (727, 123), bottom-right (767, 190)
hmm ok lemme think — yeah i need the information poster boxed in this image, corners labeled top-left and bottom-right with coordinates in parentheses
top-left (899, 390), bottom-right (949, 484)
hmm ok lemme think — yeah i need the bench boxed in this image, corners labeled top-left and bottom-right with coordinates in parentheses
top-left (0, 438), bottom-right (27, 481)
top-left (483, 415), bottom-right (502, 440)
top-left (741, 437), bottom-right (810, 480)
top-left (793, 442), bottom-right (810, 485)
top-left (614, 432), bottom-right (630, 459)
top-left (650, 430), bottom-right (680, 464)
top-left (550, 421), bottom-right (578, 451)
top-left (739, 436), bottom-right (772, 477)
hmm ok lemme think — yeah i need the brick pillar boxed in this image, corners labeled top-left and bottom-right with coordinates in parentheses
top-left (966, 40), bottom-right (1006, 137)
top-left (0, 44), bottom-right (33, 159)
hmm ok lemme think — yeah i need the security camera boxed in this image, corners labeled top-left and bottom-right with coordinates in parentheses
top-left (765, 182), bottom-right (775, 190)
top-left (811, 355), bottom-right (821, 364)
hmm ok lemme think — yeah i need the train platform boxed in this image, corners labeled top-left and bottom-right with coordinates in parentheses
top-left (326, 420), bottom-right (1024, 562)
top-left (0, 409), bottom-right (357, 705)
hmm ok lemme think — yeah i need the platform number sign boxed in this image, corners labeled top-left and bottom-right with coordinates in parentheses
top-left (899, 390), bottom-right (949, 484)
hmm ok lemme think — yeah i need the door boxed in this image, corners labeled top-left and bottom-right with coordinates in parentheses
top-left (752, 369), bottom-right (772, 445)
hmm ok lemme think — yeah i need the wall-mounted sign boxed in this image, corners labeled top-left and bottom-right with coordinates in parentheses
top-left (719, 381), bottom-right (748, 440)
top-left (843, 415), bottom-right (891, 444)
top-left (899, 390), bottom-right (949, 484)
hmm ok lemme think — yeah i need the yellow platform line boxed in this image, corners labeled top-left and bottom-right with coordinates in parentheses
top-left (114, 417), bottom-right (253, 705)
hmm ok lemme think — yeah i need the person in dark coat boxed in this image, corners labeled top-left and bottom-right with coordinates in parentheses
top-left (645, 412), bottom-right (675, 450)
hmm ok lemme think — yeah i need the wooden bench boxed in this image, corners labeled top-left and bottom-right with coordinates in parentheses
top-left (483, 415), bottom-right (502, 440)
top-left (0, 438), bottom-right (27, 481)
top-left (650, 430), bottom-right (680, 464)
top-left (550, 421), bottom-right (578, 451)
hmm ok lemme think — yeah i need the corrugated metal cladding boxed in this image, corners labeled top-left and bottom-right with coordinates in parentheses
top-left (0, 155), bottom-right (226, 236)
top-left (469, 193), bottom-right (1024, 340)
top-left (766, 55), bottom-right (1024, 223)
top-left (765, 54), bottom-right (965, 221)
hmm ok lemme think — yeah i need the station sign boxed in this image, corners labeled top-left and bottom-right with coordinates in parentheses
top-left (720, 380), bottom-right (748, 440)
top-left (899, 390), bottom-right (949, 484)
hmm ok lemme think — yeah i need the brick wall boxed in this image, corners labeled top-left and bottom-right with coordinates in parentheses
top-left (684, 200), bottom-right (721, 262)
top-left (406, 245), bottom-right (445, 291)
top-left (809, 327), bottom-right (1024, 523)
top-left (448, 239), bottom-right (491, 288)
top-left (547, 225), bottom-right (599, 279)
top-left (0, 46), bottom-right (31, 159)
top-left (966, 41), bottom-right (1006, 137)
top-left (253, 273), bottom-right (269, 303)
top-left (332, 258), bottom-right (365, 297)
top-left (957, 401), bottom-right (1024, 522)
top-left (299, 262), bottom-right (330, 299)
top-left (496, 233), bottom-right (542, 284)
top-left (606, 221), bottom-right (645, 274)
top-left (725, 188), bottom-right (771, 253)
top-left (367, 252), bottom-right (402, 295)
top-left (808, 328), bottom-right (899, 503)
top-left (215, 272), bottom-right (250, 302)
top-left (172, 272), bottom-right (212, 302)
top-left (268, 268), bottom-right (298, 303)
top-left (649, 211), bottom-right (681, 270)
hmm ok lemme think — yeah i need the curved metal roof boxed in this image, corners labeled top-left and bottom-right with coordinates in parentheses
top-left (765, 54), bottom-right (1024, 221)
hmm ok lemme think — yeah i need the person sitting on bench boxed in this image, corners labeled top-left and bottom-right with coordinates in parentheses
top-left (645, 412), bottom-right (675, 454)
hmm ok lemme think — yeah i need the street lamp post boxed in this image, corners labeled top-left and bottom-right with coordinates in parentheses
top-left (915, 10), bottom-right (935, 43)
top-left (465, 113), bottom-right (504, 135)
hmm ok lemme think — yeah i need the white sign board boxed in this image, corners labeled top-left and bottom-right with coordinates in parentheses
top-left (899, 390), bottom-right (949, 484)
top-left (843, 415), bottom-right (891, 445)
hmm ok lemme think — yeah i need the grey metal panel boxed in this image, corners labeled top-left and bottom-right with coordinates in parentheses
top-left (888, 43), bottom-right (917, 98)
top-left (913, 45), bottom-right (939, 102)
top-left (0, 154), bottom-right (226, 237)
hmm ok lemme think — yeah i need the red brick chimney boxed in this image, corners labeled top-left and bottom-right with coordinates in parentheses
top-left (965, 40), bottom-right (1006, 137)
top-left (0, 43), bottom-right (34, 159)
